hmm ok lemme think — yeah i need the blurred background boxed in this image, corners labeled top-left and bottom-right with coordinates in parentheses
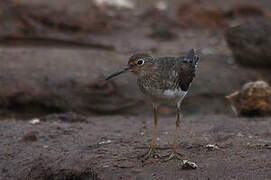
top-left (0, 0), bottom-right (271, 118)
top-left (1, 1), bottom-right (271, 179)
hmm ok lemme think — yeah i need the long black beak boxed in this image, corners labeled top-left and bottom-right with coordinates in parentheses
top-left (105, 67), bottom-right (130, 80)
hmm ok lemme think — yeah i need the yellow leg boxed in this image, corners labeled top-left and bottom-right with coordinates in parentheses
top-left (150, 106), bottom-right (158, 150)
top-left (163, 107), bottom-right (183, 161)
top-left (173, 108), bottom-right (180, 152)
top-left (138, 106), bottom-right (161, 160)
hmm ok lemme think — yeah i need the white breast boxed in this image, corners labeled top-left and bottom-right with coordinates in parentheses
top-left (163, 89), bottom-right (187, 99)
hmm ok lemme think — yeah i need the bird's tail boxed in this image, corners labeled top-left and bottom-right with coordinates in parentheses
top-left (186, 49), bottom-right (199, 67)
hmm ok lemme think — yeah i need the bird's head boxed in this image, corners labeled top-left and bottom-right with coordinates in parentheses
top-left (128, 53), bottom-right (153, 75)
top-left (105, 53), bottom-right (153, 80)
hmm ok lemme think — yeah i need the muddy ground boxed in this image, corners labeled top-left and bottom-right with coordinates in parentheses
top-left (0, 0), bottom-right (271, 179)
top-left (1, 115), bottom-right (271, 179)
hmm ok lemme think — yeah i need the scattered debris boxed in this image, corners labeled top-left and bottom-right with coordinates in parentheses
top-left (29, 118), bottom-right (40, 124)
top-left (22, 132), bottom-right (38, 142)
top-left (94, 0), bottom-right (134, 9)
top-left (236, 132), bottom-right (244, 137)
top-left (182, 160), bottom-right (198, 170)
top-left (247, 142), bottom-right (271, 149)
top-left (226, 81), bottom-right (271, 117)
top-left (98, 139), bottom-right (112, 145)
top-left (206, 144), bottom-right (219, 150)
top-left (103, 164), bottom-right (110, 168)
top-left (40, 112), bottom-right (87, 122)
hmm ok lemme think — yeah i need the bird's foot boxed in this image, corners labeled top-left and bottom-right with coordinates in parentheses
top-left (162, 151), bottom-right (183, 161)
top-left (137, 146), bottom-right (161, 161)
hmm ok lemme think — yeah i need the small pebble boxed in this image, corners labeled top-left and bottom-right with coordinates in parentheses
top-left (29, 118), bottom-right (40, 124)
top-left (22, 133), bottom-right (37, 142)
top-left (103, 164), bottom-right (109, 168)
top-left (236, 132), bottom-right (244, 137)
top-left (94, 0), bottom-right (134, 9)
top-left (98, 139), bottom-right (112, 145)
top-left (206, 144), bottom-right (219, 150)
top-left (182, 160), bottom-right (198, 169)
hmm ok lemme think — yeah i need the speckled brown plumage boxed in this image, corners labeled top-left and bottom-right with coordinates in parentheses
top-left (106, 49), bottom-right (199, 161)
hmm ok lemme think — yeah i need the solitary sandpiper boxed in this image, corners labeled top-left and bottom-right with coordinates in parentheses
top-left (106, 49), bottom-right (199, 161)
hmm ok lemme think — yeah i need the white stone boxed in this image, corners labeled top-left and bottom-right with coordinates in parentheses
top-left (182, 160), bottom-right (198, 169)
top-left (94, 0), bottom-right (134, 9)
top-left (29, 118), bottom-right (40, 124)
top-left (98, 139), bottom-right (112, 145)
top-left (206, 144), bottom-right (219, 149)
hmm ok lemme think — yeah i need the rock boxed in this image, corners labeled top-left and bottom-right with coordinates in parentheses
top-left (178, 3), bottom-right (227, 28)
top-left (226, 80), bottom-right (271, 117)
top-left (183, 55), bottom-right (270, 115)
top-left (177, 3), bottom-right (264, 29)
top-left (149, 28), bottom-right (178, 41)
top-left (225, 18), bottom-right (271, 67)
top-left (0, 47), bottom-right (270, 117)
top-left (0, 1), bottom-right (114, 36)
top-left (0, 48), bottom-right (142, 116)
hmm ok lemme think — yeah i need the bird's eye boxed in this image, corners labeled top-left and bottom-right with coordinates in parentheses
top-left (137, 59), bottom-right (144, 65)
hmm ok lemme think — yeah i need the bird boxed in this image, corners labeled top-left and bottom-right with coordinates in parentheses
top-left (105, 49), bottom-right (199, 161)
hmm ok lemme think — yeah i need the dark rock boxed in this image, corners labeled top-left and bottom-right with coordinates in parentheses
top-left (0, 48), bottom-right (142, 117)
top-left (225, 18), bottom-right (271, 67)
top-left (0, 1), bottom-right (115, 50)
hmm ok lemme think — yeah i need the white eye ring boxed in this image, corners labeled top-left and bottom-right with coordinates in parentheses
top-left (137, 59), bottom-right (144, 66)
